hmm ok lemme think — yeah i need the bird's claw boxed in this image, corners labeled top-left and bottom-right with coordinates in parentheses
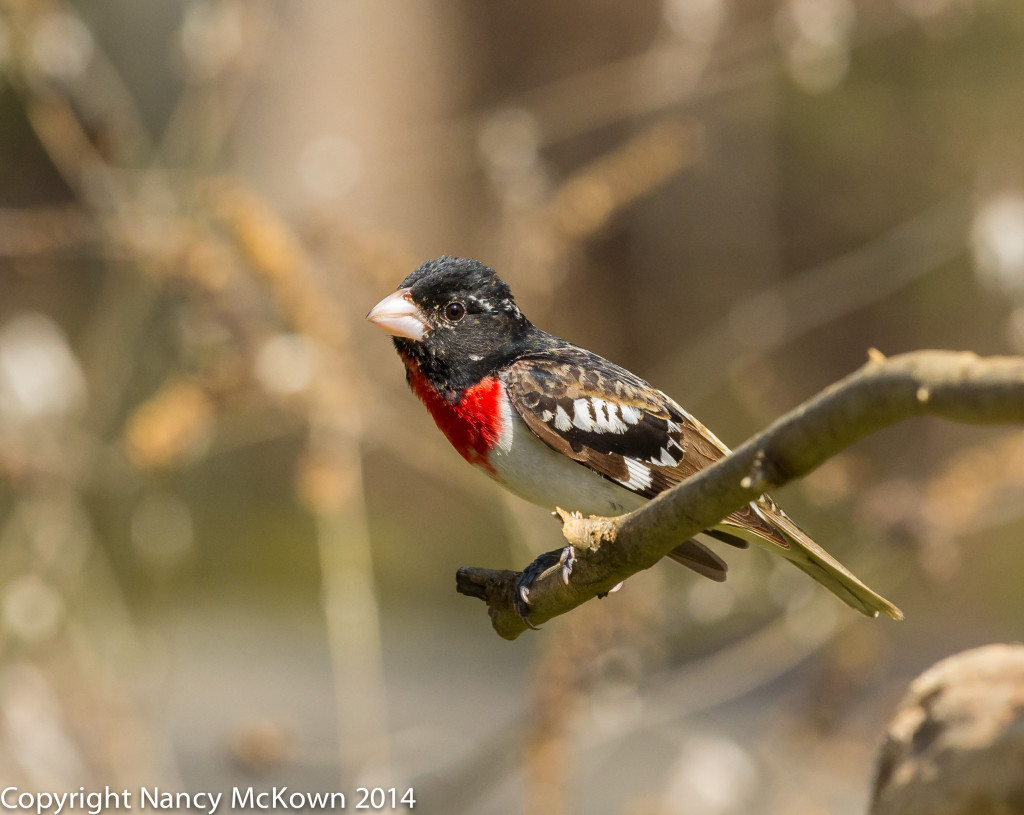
top-left (559, 545), bottom-right (575, 585)
top-left (597, 581), bottom-right (624, 599)
top-left (513, 580), bottom-right (541, 629)
top-left (512, 545), bottom-right (578, 630)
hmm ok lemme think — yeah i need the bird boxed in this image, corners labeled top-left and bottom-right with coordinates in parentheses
top-left (367, 256), bottom-right (902, 624)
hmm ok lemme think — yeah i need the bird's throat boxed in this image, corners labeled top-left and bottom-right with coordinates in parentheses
top-left (401, 355), bottom-right (504, 474)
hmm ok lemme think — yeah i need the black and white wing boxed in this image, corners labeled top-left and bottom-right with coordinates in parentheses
top-left (504, 348), bottom-right (785, 547)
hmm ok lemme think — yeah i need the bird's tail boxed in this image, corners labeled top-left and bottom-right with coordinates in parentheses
top-left (720, 501), bottom-right (903, 621)
top-left (768, 510), bottom-right (902, 620)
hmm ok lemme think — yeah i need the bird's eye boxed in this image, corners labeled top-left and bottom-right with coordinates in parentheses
top-left (445, 302), bottom-right (466, 322)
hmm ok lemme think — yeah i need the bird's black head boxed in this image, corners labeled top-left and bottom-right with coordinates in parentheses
top-left (367, 256), bottom-right (533, 395)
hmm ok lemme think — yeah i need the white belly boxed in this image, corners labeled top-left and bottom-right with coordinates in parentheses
top-left (487, 402), bottom-right (647, 517)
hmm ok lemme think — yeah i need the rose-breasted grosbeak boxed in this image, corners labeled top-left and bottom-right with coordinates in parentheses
top-left (368, 256), bottom-right (902, 622)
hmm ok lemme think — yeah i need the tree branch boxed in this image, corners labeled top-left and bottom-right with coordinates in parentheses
top-left (456, 350), bottom-right (1024, 640)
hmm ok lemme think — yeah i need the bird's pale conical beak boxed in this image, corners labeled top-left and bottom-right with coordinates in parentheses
top-left (366, 288), bottom-right (427, 341)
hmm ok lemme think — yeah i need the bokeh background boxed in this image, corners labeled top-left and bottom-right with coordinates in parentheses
top-left (1, 1), bottom-right (1023, 813)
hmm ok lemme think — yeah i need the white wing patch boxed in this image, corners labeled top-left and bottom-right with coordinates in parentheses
top-left (619, 405), bottom-right (642, 425)
top-left (540, 409), bottom-right (553, 423)
top-left (568, 397), bottom-right (634, 434)
top-left (591, 398), bottom-right (628, 433)
top-left (572, 399), bottom-right (595, 432)
top-left (652, 447), bottom-right (678, 467)
top-left (617, 457), bottom-right (653, 492)
top-left (554, 405), bottom-right (573, 431)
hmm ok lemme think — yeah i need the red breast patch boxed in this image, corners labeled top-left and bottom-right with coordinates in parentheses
top-left (403, 357), bottom-right (504, 474)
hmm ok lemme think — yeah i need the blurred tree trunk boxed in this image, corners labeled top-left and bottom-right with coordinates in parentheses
top-left (234, 1), bottom-right (478, 252)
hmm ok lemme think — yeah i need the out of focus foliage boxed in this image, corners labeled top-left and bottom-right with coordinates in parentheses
top-left (0, 1), bottom-right (1023, 813)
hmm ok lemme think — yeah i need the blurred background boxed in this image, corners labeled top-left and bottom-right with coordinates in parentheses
top-left (0, 0), bottom-right (1023, 813)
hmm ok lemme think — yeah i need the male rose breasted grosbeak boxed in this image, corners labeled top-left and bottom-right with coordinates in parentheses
top-left (368, 256), bottom-right (902, 622)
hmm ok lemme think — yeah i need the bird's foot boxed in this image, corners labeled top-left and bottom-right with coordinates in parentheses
top-left (513, 546), bottom-right (577, 629)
